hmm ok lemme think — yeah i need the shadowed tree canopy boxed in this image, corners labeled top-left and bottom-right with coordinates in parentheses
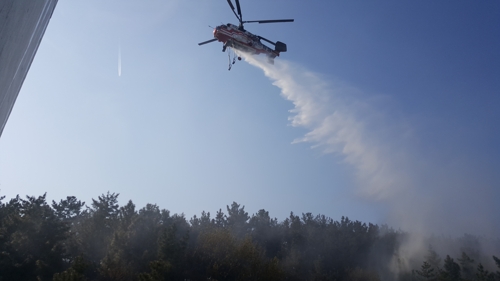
top-left (0, 192), bottom-right (499, 281)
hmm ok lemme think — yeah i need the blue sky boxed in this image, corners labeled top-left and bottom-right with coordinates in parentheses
top-left (1, 0), bottom-right (499, 237)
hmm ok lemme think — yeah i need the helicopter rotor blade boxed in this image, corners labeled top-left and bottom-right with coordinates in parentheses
top-left (226, 0), bottom-right (235, 10)
top-left (235, 0), bottom-right (242, 20)
top-left (243, 19), bottom-right (294, 24)
top-left (257, 36), bottom-right (276, 46)
top-left (198, 38), bottom-right (218, 46)
top-left (226, 0), bottom-right (241, 22)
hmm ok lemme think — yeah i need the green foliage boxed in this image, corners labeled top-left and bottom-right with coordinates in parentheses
top-left (191, 228), bottom-right (284, 281)
top-left (53, 256), bottom-right (90, 281)
top-left (213, 208), bottom-right (226, 228)
top-left (138, 260), bottom-right (173, 281)
top-left (415, 261), bottom-right (436, 280)
top-left (458, 251), bottom-right (475, 280)
top-left (425, 246), bottom-right (442, 275)
top-left (226, 202), bottom-right (250, 237)
top-left (494, 256), bottom-right (500, 279)
top-left (75, 192), bottom-right (121, 265)
top-left (0, 194), bottom-right (69, 281)
top-left (345, 267), bottom-right (381, 281)
top-left (439, 255), bottom-right (461, 281)
top-left (157, 224), bottom-right (188, 276)
top-left (1, 192), bottom-right (499, 281)
top-left (52, 196), bottom-right (85, 221)
top-left (476, 263), bottom-right (496, 281)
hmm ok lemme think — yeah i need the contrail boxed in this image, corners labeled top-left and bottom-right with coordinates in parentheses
top-left (118, 45), bottom-right (121, 77)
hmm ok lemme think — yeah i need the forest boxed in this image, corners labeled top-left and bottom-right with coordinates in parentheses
top-left (0, 192), bottom-right (499, 281)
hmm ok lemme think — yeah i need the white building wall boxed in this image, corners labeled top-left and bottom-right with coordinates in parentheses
top-left (0, 0), bottom-right (58, 137)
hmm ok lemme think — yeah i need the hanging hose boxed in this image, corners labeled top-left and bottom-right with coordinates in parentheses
top-left (227, 47), bottom-right (236, 71)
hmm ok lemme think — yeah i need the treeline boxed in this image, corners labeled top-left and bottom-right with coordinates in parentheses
top-left (0, 192), bottom-right (499, 281)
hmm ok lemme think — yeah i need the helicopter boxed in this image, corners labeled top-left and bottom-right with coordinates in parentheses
top-left (198, 0), bottom-right (293, 69)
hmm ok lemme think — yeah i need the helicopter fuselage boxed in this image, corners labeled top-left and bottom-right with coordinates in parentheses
top-left (198, 0), bottom-right (292, 69)
top-left (213, 23), bottom-right (279, 61)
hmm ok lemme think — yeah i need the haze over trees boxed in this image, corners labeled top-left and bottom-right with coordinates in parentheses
top-left (0, 192), bottom-right (499, 281)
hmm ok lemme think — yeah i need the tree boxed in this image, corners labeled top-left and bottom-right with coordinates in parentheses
top-left (476, 263), bottom-right (496, 281)
top-left (158, 224), bottom-right (189, 272)
top-left (439, 255), bottom-right (460, 281)
top-left (189, 211), bottom-right (212, 243)
top-left (0, 194), bottom-right (69, 281)
top-left (52, 196), bottom-right (85, 221)
top-left (121, 203), bottom-right (164, 276)
top-left (457, 252), bottom-right (475, 280)
top-left (98, 200), bottom-right (138, 281)
top-left (212, 208), bottom-right (226, 228)
top-left (53, 255), bottom-right (91, 281)
top-left (249, 209), bottom-right (281, 259)
top-left (3, 192), bottom-right (498, 281)
top-left (89, 192), bottom-right (120, 224)
top-left (139, 222), bottom-right (189, 281)
top-left (415, 261), bottom-right (437, 281)
top-left (425, 246), bottom-right (442, 276)
top-left (281, 212), bottom-right (307, 279)
top-left (190, 211), bottom-right (212, 230)
top-left (226, 202), bottom-right (250, 238)
top-left (76, 192), bottom-right (120, 264)
top-left (493, 256), bottom-right (500, 280)
top-left (190, 227), bottom-right (284, 281)
top-left (98, 231), bottom-right (133, 281)
top-left (345, 267), bottom-right (381, 281)
top-left (118, 200), bottom-right (137, 231)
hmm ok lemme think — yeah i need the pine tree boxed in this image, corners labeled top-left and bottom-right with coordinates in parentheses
top-left (493, 256), bottom-right (500, 280)
top-left (139, 223), bottom-right (189, 281)
top-left (226, 202), bottom-right (250, 238)
top-left (457, 252), bottom-right (475, 281)
top-left (425, 246), bottom-right (442, 275)
top-left (415, 261), bottom-right (437, 280)
top-left (52, 196), bottom-right (85, 221)
top-left (439, 255), bottom-right (461, 281)
top-left (76, 192), bottom-right (121, 264)
top-left (53, 255), bottom-right (91, 281)
top-left (213, 208), bottom-right (227, 228)
top-left (476, 263), bottom-right (496, 281)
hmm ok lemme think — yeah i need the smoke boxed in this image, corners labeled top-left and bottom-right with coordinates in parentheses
top-left (240, 53), bottom-right (500, 267)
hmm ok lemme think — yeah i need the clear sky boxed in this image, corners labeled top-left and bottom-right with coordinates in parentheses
top-left (1, 0), bottom-right (499, 237)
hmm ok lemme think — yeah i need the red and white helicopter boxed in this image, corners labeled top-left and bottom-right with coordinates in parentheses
top-left (198, 0), bottom-right (293, 70)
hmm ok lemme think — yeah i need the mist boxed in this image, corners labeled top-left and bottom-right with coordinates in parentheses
top-left (241, 53), bottom-right (500, 262)
top-left (2, 191), bottom-right (497, 280)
